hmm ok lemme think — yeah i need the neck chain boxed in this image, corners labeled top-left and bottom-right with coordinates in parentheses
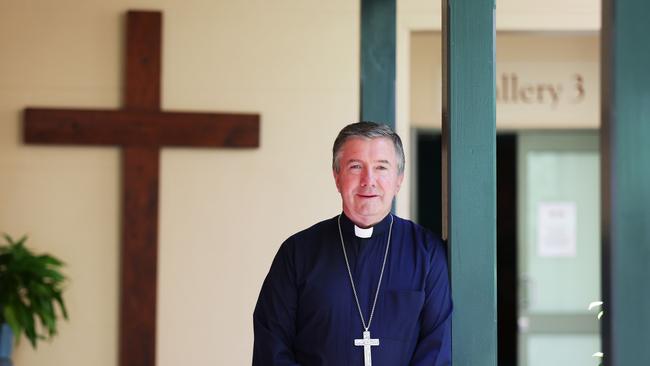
top-left (337, 214), bottom-right (394, 332)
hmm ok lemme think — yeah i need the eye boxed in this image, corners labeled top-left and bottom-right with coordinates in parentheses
top-left (349, 164), bottom-right (362, 170)
top-left (376, 165), bottom-right (388, 170)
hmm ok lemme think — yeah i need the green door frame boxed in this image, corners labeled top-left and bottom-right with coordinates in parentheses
top-left (601, 0), bottom-right (650, 364)
top-left (360, 0), bottom-right (396, 128)
top-left (442, 1), bottom-right (498, 365)
top-left (361, 1), bottom-right (498, 364)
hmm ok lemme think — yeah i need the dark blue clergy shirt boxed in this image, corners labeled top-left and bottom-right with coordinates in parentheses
top-left (253, 213), bottom-right (452, 365)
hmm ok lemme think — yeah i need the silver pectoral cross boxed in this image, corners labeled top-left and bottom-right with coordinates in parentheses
top-left (354, 330), bottom-right (379, 366)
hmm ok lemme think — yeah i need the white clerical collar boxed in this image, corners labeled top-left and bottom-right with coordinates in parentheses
top-left (354, 225), bottom-right (373, 238)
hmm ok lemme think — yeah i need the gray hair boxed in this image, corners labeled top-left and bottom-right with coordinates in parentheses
top-left (332, 121), bottom-right (405, 174)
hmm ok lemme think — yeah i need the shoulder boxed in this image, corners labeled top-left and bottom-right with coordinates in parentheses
top-left (393, 215), bottom-right (447, 259)
top-left (276, 215), bottom-right (338, 256)
top-left (285, 215), bottom-right (337, 243)
top-left (272, 216), bottom-right (339, 275)
top-left (393, 215), bottom-right (443, 246)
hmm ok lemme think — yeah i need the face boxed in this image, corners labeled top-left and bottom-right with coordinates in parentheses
top-left (333, 137), bottom-right (404, 228)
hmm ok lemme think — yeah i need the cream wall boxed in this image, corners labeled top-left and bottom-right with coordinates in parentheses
top-left (1, 1), bottom-right (358, 365)
top-left (1, 0), bottom-right (601, 365)
top-left (398, 0), bottom-right (600, 31)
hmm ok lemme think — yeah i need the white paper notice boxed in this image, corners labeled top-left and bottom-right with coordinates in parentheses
top-left (537, 202), bottom-right (577, 257)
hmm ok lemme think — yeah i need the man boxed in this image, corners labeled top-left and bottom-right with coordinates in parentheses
top-left (253, 122), bottom-right (452, 365)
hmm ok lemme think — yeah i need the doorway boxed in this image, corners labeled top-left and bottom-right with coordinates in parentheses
top-left (413, 130), bottom-right (600, 366)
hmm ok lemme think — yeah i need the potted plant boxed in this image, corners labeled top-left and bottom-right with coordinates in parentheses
top-left (0, 234), bottom-right (68, 365)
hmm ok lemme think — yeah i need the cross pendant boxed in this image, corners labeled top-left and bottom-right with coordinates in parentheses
top-left (354, 330), bottom-right (379, 366)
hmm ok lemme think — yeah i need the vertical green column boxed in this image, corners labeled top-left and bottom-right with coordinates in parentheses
top-left (442, 1), bottom-right (497, 366)
top-left (601, 0), bottom-right (650, 365)
top-left (360, 0), bottom-right (395, 128)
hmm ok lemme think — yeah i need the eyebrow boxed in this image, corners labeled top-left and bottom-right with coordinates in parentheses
top-left (345, 159), bottom-right (363, 165)
top-left (345, 159), bottom-right (391, 165)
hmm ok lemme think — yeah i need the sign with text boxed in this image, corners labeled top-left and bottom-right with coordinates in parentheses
top-left (537, 201), bottom-right (578, 257)
top-left (494, 61), bottom-right (598, 129)
top-left (410, 33), bottom-right (600, 129)
top-left (497, 73), bottom-right (585, 107)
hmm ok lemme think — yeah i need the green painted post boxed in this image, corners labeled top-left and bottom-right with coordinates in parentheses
top-left (442, 0), bottom-right (497, 365)
top-left (601, 0), bottom-right (650, 364)
top-left (360, 0), bottom-right (395, 129)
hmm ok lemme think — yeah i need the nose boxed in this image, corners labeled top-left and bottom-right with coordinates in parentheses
top-left (360, 167), bottom-right (375, 187)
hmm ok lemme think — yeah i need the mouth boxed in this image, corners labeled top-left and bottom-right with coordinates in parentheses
top-left (357, 194), bottom-right (379, 199)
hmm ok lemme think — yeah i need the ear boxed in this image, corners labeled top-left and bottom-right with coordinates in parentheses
top-left (395, 173), bottom-right (405, 194)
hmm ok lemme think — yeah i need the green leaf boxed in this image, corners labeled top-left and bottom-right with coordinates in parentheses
top-left (0, 234), bottom-right (68, 349)
top-left (3, 306), bottom-right (22, 341)
top-left (33, 268), bottom-right (66, 283)
top-left (53, 292), bottom-right (69, 320)
top-left (37, 255), bottom-right (64, 266)
top-left (2, 233), bottom-right (14, 244)
top-left (30, 282), bottom-right (52, 297)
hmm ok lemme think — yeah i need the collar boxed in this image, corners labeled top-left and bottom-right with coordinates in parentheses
top-left (355, 225), bottom-right (373, 238)
top-left (339, 212), bottom-right (392, 239)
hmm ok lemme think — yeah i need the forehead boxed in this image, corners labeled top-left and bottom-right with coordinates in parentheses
top-left (339, 137), bottom-right (397, 160)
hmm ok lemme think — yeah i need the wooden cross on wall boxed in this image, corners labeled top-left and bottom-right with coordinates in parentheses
top-left (23, 11), bottom-right (260, 366)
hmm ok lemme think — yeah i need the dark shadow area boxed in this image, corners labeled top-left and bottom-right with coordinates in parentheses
top-left (415, 131), bottom-right (518, 366)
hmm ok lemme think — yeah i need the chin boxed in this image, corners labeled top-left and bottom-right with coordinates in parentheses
top-left (353, 208), bottom-right (385, 220)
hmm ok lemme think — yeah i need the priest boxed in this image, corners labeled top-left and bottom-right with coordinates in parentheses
top-left (253, 122), bottom-right (452, 365)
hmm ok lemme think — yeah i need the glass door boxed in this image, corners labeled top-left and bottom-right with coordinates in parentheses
top-left (517, 131), bottom-right (601, 366)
